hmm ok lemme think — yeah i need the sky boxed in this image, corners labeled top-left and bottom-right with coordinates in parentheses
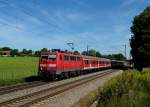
top-left (0, 0), bottom-right (149, 58)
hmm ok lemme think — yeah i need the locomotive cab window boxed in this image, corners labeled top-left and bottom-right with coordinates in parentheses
top-left (48, 54), bottom-right (56, 59)
top-left (41, 54), bottom-right (56, 59)
top-left (41, 55), bottom-right (48, 59)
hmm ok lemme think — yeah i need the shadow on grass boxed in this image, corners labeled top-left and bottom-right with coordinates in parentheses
top-left (25, 76), bottom-right (41, 82)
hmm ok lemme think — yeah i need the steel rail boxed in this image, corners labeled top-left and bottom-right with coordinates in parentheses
top-left (0, 81), bottom-right (47, 95)
top-left (0, 70), bottom-right (114, 107)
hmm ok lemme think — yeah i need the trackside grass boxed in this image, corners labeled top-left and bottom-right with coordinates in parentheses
top-left (0, 57), bottom-right (39, 86)
top-left (72, 90), bottom-right (99, 107)
top-left (98, 68), bottom-right (150, 107)
top-left (73, 69), bottom-right (150, 107)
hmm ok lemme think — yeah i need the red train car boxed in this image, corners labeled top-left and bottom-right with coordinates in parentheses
top-left (82, 56), bottom-right (111, 71)
top-left (38, 50), bottom-right (111, 80)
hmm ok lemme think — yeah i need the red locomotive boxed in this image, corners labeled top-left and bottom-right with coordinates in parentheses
top-left (38, 49), bottom-right (111, 80)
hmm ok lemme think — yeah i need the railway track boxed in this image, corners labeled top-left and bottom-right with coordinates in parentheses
top-left (0, 81), bottom-right (48, 95)
top-left (0, 70), bottom-right (114, 107)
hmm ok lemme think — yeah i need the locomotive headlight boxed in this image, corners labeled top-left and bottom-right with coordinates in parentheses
top-left (48, 64), bottom-right (56, 67)
top-left (40, 64), bottom-right (46, 67)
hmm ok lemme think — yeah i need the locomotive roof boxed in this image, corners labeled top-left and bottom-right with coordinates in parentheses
top-left (41, 51), bottom-right (110, 61)
top-left (41, 50), bottom-right (80, 56)
top-left (81, 55), bottom-right (111, 61)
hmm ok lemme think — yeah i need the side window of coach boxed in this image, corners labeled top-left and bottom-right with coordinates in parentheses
top-left (76, 57), bottom-right (80, 61)
top-left (64, 55), bottom-right (69, 61)
top-left (70, 56), bottom-right (77, 61)
top-left (70, 56), bottom-right (74, 61)
top-left (78, 57), bottom-right (80, 61)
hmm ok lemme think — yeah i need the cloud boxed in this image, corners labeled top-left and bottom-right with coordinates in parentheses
top-left (0, 0), bottom-right (63, 33)
top-left (120, 0), bottom-right (147, 8)
top-left (0, 0), bottom-right (93, 35)
top-left (121, 0), bottom-right (137, 7)
top-left (0, 18), bottom-right (26, 31)
top-left (113, 24), bottom-right (130, 35)
top-left (0, 1), bottom-right (7, 8)
top-left (39, 8), bottom-right (91, 34)
top-left (71, 0), bottom-right (92, 8)
top-left (0, 22), bottom-right (131, 57)
top-left (1, 0), bottom-right (145, 58)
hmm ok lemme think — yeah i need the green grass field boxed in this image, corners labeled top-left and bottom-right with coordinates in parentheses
top-left (0, 57), bottom-right (39, 86)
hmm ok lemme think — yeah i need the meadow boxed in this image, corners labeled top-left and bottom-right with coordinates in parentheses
top-left (0, 57), bottom-right (39, 86)
top-left (98, 68), bottom-right (150, 107)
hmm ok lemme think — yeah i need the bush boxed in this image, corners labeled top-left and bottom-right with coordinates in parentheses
top-left (98, 69), bottom-right (150, 107)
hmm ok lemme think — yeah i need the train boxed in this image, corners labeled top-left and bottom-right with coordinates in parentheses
top-left (111, 60), bottom-right (133, 69)
top-left (38, 49), bottom-right (132, 80)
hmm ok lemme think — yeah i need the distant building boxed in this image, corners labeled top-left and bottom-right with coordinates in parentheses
top-left (0, 50), bottom-right (11, 56)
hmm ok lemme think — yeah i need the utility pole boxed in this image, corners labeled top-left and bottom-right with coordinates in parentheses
top-left (87, 45), bottom-right (89, 56)
top-left (124, 44), bottom-right (126, 59)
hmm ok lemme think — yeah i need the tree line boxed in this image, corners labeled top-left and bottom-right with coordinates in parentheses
top-left (0, 47), bottom-right (126, 60)
top-left (0, 47), bottom-right (48, 57)
top-left (81, 49), bottom-right (126, 60)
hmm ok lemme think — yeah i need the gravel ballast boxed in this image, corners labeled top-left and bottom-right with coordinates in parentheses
top-left (31, 70), bottom-right (123, 107)
top-left (0, 70), bottom-right (112, 103)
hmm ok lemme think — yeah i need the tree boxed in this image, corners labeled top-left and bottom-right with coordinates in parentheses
top-left (81, 51), bottom-right (87, 55)
top-left (103, 53), bottom-right (126, 60)
top-left (2, 47), bottom-right (11, 51)
top-left (34, 51), bottom-right (40, 57)
top-left (81, 49), bottom-right (101, 57)
top-left (10, 49), bottom-right (19, 56)
top-left (41, 48), bottom-right (48, 52)
top-left (88, 49), bottom-right (97, 56)
top-left (27, 50), bottom-right (33, 56)
top-left (0, 51), bottom-right (2, 56)
top-left (130, 6), bottom-right (150, 71)
top-left (96, 51), bottom-right (101, 57)
top-left (21, 49), bottom-right (28, 55)
top-left (74, 50), bottom-right (80, 54)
